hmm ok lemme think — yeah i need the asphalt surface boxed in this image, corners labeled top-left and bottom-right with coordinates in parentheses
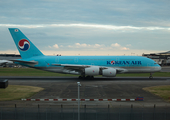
top-left (161, 66), bottom-right (170, 72)
top-left (0, 77), bottom-right (170, 108)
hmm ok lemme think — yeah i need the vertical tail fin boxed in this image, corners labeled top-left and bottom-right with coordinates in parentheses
top-left (9, 28), bottom-right (44, 59)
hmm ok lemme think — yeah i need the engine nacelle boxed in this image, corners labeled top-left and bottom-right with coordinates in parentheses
top-left (102, 68), bottom-right (116, 77)
top-left (85, 66), bottom-right (100, 76)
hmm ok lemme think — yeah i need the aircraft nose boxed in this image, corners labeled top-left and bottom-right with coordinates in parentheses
top-left (156, 65), bottom-right (162, 72)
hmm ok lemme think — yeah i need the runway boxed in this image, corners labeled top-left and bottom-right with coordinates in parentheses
top-left (1, 77), bottom-right (170, 108)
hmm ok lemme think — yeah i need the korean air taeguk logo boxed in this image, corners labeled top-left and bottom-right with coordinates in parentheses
top-left (110, 61), bottom-right (115, 65)
top-left (18, 39), bottom-right (30, 51)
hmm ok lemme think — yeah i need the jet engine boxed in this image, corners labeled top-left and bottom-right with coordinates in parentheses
top-left (102, 68), bottom-right (116, 77)
top-left (85, 66), bottom-right (100, 75)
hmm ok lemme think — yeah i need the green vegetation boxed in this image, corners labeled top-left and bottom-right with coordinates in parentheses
top-left (0, 67), bottom-right (170, 77)
top-left (116, 72), bottom-right (170, 77)
top-left (0, 68), bottom-right (77, 76)
top-left (0, 85), bottom-right (44, 101)
top-left (143, 85), bottom-right (170, 102)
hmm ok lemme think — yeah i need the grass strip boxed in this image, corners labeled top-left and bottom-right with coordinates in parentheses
top-left (0, 85), bottom-right (44, 101)
top-left (116, 72), bottom-right (170, 77)
top-left (0, 68), bottom-right (170, 77)
top-left (143, 85), bottom-right (170, 102)
top-left (0, 68), bottom-right (77, 76)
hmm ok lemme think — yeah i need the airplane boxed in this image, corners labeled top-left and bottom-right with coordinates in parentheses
top-left (8, 28), bottom-right (161, 79)
top-left (0, 60), bottom-right (13, 67)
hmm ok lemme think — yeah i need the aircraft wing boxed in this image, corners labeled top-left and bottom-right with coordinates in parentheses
top-left (52, 64), bottom-right (127, 73)
top-left (52, 64), bottom-right (90, 73)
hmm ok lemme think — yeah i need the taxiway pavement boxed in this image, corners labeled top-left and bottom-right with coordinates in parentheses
top-left (0, 77), bottom-right (170, 108)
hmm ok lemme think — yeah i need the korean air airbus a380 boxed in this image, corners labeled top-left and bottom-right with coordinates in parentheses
top-left (8, 28), bottom-right (161, 79)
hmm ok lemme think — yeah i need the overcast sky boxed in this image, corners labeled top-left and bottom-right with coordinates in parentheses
top-left (0, 0), bottom-right (170, 56)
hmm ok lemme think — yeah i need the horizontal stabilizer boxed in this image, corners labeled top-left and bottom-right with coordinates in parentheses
top-left (10, 60), bottom-right (38, 65)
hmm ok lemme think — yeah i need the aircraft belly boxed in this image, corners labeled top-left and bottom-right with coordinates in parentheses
top-left (121, 67), bottom-right (159, 73)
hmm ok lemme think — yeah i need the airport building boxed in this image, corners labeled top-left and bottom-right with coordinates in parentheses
top-left (0, 54), bottom-right (21, 60)
top-left (142, 51), bottom-right (170, 66)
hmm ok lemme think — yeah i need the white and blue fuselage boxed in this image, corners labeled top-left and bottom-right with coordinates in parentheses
top-left (8, 28), bottom-right (161, 79)
top-left (16, 55), bottom-right (161, 76)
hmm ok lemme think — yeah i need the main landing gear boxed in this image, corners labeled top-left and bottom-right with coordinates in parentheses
top-left (149, 73), bottom-right (153, 79)
top-left (78, 75), bottom-right (94, 79)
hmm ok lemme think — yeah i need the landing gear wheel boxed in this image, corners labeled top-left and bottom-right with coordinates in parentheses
top-left (79, 75), bottom-right (94, 79)
top-left (86, 76), bottom-right (90, 79)
top-left (90, 76), bottom-right (94, 79)
top-left (149, 73), bottom-right (153, 79)
top-left (78, 75), bottom-right (85, 79)
top-left (85, 76), bottom-right (94, 79)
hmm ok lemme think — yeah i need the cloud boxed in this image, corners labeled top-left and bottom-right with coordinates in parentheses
top-left (111, 43), bottom-right (120, 47)
top-left (48, 44), bottom-right (59, 49)
top-left (53, 44), bottom-right (59, 49)
top-left (94, 44), bottom-right (102, 48)
top-left (66, 42), bottom-right (130, 51)
top-left (110, 43), bottom-right (130, 51)
top-left (1, 0), bottom-right (170, 56)
top-left (48, 42), bottom-right (129, 51)
top-left (75, 43), bottom-right (90, 48)
top-left (68, 43), bottom-right (104, 49)
top-left (121, 47), bottom-right (129, 50)
top-left (1, 24), bottom-right (170, 31)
